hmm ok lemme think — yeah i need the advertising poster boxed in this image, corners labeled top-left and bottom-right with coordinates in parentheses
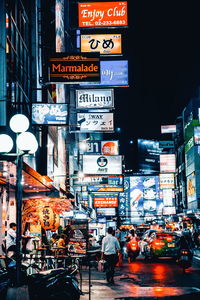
top-left (78, 2), bottom-right (128, 28)
top-left (119, 176), bottom-right (163, 223)
top-left (194, 126), bottom-right (200, 145)
top-left (76, 89), bottom-right (114, 109)
top-left (160, 154), bottom-right (176, 173)
top-left (82, 155), bottom-right (122, 174)
top-left (48, 53), bottom-right (100, 83)
top-left (162, 189), bottom-right (174, 206)
top-left (77, 112), bottom-right (114, 132)
top-left (68, 219), bottom-right (88, 255)
top-left (32, 104), bottom-right (68, 125)
top-left (81, 34), bottom-right (122, 55)
top-left (187, 172), bottom-right (196, 203)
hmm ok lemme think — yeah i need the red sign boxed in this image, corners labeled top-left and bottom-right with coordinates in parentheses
top-left (78, 2), bottom-right (128, 28)
top-left (94, 197), bottom-right (118, 207)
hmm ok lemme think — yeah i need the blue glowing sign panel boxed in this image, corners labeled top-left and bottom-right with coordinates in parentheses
top-left (81, 60), bottom-right (128, 86)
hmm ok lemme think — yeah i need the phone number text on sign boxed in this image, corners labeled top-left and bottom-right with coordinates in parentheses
top-left (78, 2), bottom-right (128, 28)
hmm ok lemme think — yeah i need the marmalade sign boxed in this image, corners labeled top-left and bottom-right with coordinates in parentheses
top-left (78, 2), bottom-right (128, 28)
top-left (48, 53), bottom-right (100, 83)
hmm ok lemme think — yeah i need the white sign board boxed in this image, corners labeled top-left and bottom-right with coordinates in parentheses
top-left (77, 113), bottom-right (114, 132)
top-left (83, 155), bottom-right (122, 175)
top-left (160, 154), bottom-right (176, 173)
top-left (76, 89), bottom-right (114, 109)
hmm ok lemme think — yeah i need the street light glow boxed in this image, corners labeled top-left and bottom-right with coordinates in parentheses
top-left (9, 114), bottom-right (30, 133)
top-left (16, 132), bottom-right (38, 153)
top-left (0, 134), bottom-right (14, 153)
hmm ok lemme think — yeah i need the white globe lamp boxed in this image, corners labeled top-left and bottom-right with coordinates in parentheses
top-left (0, 134), bottom-right (14, 153)
top-left (16, 132), bottom-right (38, 154)
top-left (9, 114), bottom-right (30, 133)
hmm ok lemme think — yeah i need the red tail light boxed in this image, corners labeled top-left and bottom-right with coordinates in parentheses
top-left (166, 236), bottom-right (174, 242)
top-left (130, 242), bottom-right (137, 247)
top-left (181, 250), bottom-right (189, 255)
top-left (152, 240), bottom-right (165, 249)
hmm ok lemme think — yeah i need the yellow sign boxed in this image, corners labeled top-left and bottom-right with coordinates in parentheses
top-left (81, 34), bottom-right (122, 55)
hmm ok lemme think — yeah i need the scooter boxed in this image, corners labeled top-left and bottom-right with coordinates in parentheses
top-left (126, 240), bottom-right (140, 262)
top-left (2, 256), bottom-right (81, 300)
top-left (177, 249), bottom-right (193, 272)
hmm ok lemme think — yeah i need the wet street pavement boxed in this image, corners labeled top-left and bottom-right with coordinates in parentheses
top-left (80, 255), bottom-right (200, 299)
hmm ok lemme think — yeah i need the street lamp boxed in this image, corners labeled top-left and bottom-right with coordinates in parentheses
top-left (0, 114), bottom-right (38, 286)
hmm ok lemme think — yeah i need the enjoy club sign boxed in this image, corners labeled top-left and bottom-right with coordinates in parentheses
top-left (78, 2), bottom-right (128, 28)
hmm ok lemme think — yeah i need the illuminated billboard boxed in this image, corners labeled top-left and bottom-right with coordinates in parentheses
top-left (81, 34), bottom-right (122, 55)
top-left (119, 176), bottom-right (162, 222)
top-left (163, 207), bottom-right (176, 215)
top-left (161, 125), bottom-right (176, 134)
top-left (159, 173), bottom-right (175, 189)
top-left (194, 126), bottom-right (200, 145)
top-left (187, 172), bottom-right (196, 203)
top-left (83, 155), bottom-right (122, 174)
top-left (78, 2), bottom-right (128, 28)
top-left (138, 139), bottom-right (164, 174)
top-left (94, 196), bottom-right (118, 207)
top-left (101, 141), bottom-right (119, 155)
top-left (88, 185), bottom-right (123, 192)
top-left (48, 53), bottom-right (100, 83)
top-left (32, 103), bottom-right (68, 125)
top-left (77, 112), bottom-right (114, 132)
top-left (81, 60), bottom-right (128, 86)
top-left (76, 89), bottom-right (114, 109)
top-left (160, 154), bottom-right (176, 173)
top-left (96, 207), bottom-right (116, 216)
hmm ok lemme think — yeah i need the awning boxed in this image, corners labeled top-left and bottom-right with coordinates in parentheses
top-left (0, 161), bottom-right (57, 193)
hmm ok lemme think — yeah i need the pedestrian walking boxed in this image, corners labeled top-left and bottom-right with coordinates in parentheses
top-left (182, 223), bottom-right (193, 248)
top-left (5, 223), bottom-right (17, 258)
top-left (101, 227), bottom-right (120, 284)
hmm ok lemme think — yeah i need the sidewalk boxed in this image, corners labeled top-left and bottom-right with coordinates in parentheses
top-left (80, 265), bottom-right (200, 300)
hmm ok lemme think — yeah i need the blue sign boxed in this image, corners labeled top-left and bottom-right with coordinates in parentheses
top-left (81, 60), bottom-right (128, 86)
top-left (32, 103), bottom-right (68, 125)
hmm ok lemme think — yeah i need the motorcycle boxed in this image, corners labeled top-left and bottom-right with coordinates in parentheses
top-left (2, 256), bottom-right (81, 300)
top-left (126, 240), bottom-right (140, 262)
top-left (177, 249), bottom-right (193, 272)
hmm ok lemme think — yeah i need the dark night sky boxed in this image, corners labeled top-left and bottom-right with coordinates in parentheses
top-left (111, 2), bottom-right (200, 169)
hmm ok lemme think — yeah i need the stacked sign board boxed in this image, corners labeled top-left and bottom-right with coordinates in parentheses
top-left (74, 1), bottom-right (129, 219)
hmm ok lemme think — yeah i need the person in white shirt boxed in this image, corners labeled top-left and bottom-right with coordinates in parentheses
top-left (6, 223), bottom-right (17, 257)
top-left (101, 227), bottom-right (120, 284)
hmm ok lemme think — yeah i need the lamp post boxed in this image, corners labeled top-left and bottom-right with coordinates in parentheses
top-left (0, 114), bottom-right (38, 286)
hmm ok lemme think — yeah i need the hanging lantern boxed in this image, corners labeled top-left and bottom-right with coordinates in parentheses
top-left (39, 206), bottom-right (57, 230)
top-left (51, 212), bottom-right (60, 231)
